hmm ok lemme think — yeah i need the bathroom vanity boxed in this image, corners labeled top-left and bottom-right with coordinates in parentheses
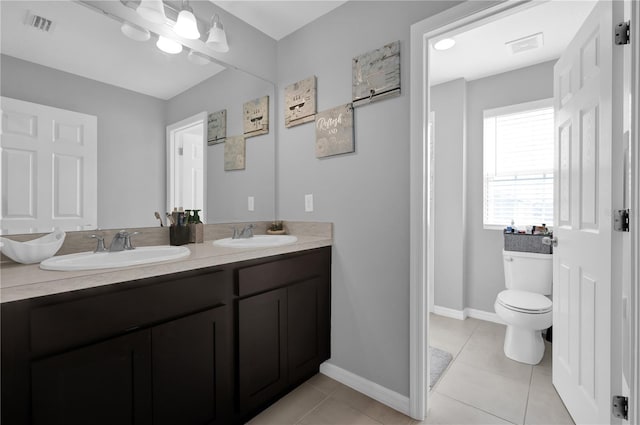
top-left (1, 237), bottom-right (331, 425)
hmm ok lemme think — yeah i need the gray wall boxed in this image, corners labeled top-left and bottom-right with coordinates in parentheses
top-left (465, 61), bottom-right (555, 312)
top-left (1, 54), bottom-right (166, 230)
top-left (276, 0), bottom-right (461, 397)
top-left (431, 79), bottom-right (466, 311)
top-left (429, 61), bottom-right (555, 313)
top-left (166, 69), bottom-right (275, 223)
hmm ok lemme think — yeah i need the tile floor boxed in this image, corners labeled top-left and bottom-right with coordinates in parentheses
top-left (248, 314), bottom-right (574, 425)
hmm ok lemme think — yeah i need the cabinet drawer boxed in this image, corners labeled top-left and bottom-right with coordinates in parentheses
top-left (237, 249), bottom-right (329, 297)
top-left (30, 269), bottom-right (229, 356)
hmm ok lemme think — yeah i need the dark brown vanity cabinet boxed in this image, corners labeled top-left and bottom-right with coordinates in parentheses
top-left (237, 248), bottom-right (331, 414)
top-left (31, 329), bottom-right (153, 425)
top-left (29, 305), bottom-right (231, 425)
top-left (1, 246), bottom-right (331, 425)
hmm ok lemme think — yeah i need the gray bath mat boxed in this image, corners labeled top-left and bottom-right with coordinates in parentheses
top-left (429, 346), bottom-right (452, 389)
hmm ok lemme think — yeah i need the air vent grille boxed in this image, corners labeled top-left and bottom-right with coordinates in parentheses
top-left (25, 12), bottom-right (55, 32)
top-left (505, 32), bottom-right (544, 55)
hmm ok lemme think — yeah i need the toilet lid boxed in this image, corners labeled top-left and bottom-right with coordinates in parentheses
top-left (497, 290), bottom-right (552, 313)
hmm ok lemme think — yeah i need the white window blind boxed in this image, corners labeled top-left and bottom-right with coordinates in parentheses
top-left (483, 99), bottom-right (554, 229)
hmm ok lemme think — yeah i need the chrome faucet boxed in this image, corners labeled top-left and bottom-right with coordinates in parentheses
top-left (89, 234), bottom-right (107, 253)
top-left (232, 224), bottom-right (255, 239)
top-left (108, 230), bottom-right (139, 252)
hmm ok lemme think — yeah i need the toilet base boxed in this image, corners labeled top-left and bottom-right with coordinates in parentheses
top-left (503, 326), bottom-right (545, 365)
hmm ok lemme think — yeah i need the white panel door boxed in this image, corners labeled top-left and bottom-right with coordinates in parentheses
top-left (552, 2), bottom-right (613, 423)
top-left (180, 133), bottom-right (204, 211)
top-left (166, 112), bottom-right (207, 215)
top-left (0, 97), bottom-right (97, 234)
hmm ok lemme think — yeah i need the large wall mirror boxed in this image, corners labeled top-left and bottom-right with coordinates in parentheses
top-left (0, 0), bottom-right (276, 235)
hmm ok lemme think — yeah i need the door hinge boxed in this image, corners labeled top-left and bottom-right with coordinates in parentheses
top-left (612, 395), bottom-right (629, 420)
top-left (615, 21), bottom-right (630, 45)
top-left (614, 209), bottom-right (630, 232)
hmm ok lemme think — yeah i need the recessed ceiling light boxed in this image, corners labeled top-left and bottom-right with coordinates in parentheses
top-left (433, 38), bottom-right (456, 51)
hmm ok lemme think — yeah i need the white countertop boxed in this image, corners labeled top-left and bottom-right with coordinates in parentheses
top-left (0, 235), bottom-right (332, 303)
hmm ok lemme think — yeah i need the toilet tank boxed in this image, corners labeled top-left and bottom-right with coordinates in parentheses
top-left (503, 250), bottom-right (553, 295)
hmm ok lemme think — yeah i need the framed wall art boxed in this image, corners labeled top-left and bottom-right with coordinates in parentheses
top-left (224, 135), bottom-right (245, 171)
top-left (284, 76), bottom-right (316, 128)
top-left (243, 96), bottom-right (269, 138)
top-left (352, 40), bottom-right (400, 107)
top-left (207, 109), bottom-right (226, 145)
top-left (315, 103), bottom-right (354, 158)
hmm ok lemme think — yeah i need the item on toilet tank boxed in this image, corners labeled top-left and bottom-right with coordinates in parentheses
top-left (503, 233), bottom-right (552, 254)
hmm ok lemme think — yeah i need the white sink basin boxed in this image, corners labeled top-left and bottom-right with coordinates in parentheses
top-left (40, 246), bottom-right (191, 271)
top-left (213, 235), bottom-right (298, 248)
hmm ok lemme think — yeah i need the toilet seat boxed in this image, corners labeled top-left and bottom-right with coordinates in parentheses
top-left (497, 290), bottom-right (552, 314)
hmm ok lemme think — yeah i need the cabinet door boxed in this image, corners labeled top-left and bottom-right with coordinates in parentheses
top-left (152, 306), bottom-right (231, 425)
top-left (31, 330), bottom-right (152, 425)
top-left (288, 277), bottom-right (330, 384)
top-left (238, 287), bottom-right (288, 412)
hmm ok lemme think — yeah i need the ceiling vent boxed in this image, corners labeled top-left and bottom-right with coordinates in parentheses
top-left (505, 32), bottom-right (544, 55)
top-left (24, 11), bottom-right (55, 33)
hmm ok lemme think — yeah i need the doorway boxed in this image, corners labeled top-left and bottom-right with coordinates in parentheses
top-left (167, 112), bottom-right (207, 217)
top-left (409, 0), bottom-right (637, 422)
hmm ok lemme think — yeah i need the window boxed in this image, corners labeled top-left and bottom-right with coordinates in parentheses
top-left (483, 99), bottom-right (554, 229)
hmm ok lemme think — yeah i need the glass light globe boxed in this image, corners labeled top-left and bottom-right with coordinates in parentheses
top-left (156, 36), bottom-right (182, 54)
top-left (175, 8), bottom-right (200, 40)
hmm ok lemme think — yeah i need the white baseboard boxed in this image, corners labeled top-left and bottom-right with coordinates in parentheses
top-left (432, 305), bottom-right (505, 325)
top-left (465, 308), bottom-right (505, 325)
top-left (432, 305), bottom-right (466, 320)
top-left (319, 362), bottom-right (410, 417)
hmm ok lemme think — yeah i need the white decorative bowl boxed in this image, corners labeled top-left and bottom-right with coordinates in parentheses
top-left (0, 230), bottom-right (66, 264)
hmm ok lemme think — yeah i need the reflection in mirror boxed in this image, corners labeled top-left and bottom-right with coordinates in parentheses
top-left (167, 112), bottom-right (207, 217)
top-left (0, 0), bottom-right (275, 235)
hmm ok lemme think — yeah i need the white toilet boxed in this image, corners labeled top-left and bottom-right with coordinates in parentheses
top-left (494, 250), bottom-right (553, 365)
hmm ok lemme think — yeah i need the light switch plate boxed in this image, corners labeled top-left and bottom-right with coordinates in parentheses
top-left (248, 196), bottom-right (255, 211)
top-left (305, 194), bottom-right (313, 212)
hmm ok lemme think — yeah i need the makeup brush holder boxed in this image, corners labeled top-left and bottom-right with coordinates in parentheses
top-left (170, 226), bottom-right (190, 246)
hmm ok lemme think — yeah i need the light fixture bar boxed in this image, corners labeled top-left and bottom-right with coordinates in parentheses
top-left (119, 0), bottom-right (208, 36)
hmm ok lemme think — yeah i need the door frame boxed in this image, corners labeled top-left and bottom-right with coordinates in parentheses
top-left (166, 112), bottom-right (208, 219)
top-left (630, 1), bottom-right (640, 422)
top-left (408, 0), bottom-right (639, 420)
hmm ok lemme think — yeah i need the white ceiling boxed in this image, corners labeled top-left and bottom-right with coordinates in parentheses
top-left (212, 1), bottom-right (348, 40)
top-left (1, 1), bottom-right (598, 99)
top-left (429, 0), bottom-right (597, 86)
top-left (1, 1), bottom-right (226, 100)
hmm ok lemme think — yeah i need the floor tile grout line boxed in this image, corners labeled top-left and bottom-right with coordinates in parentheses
top-left (293, 392), bottom-right (332, 425)
top-left (430, 318), bottom-right (531, 425)
top-left (440, 319), bottom-right (535, 385)
top-left (432, 390), bottom-right (519, 425)
top-left (521, 366), bottom-right (534, 425)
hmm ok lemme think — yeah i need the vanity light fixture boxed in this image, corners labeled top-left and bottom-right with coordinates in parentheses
top-left (156, 35), bottom-right (183, 54)
top-left (187, 49), bottom-right (211, 65)
top-left (120, 21), bottom-right (151, 42)
top-left (136, 0), bottom-right (166, 24)
top-left (433, 38), bottom-right (456, 51)
top-left (174, 0), bottom-right (200, 40)
top-left (206, 14), bottom-right (229, 53)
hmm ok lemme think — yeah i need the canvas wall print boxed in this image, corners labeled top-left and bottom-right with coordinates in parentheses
top-left (207, 109), bottom-right (226, 145)
top-left (352, 40), bottom-right (401, 106)
top-left (315, 103), bottom-right (354, 158)
top-left (243, 96), bottom-right (269, 138)
top-left (284, 76), bottom-right (317, 128)
top-left (224, 135), bottom-right (245, 171)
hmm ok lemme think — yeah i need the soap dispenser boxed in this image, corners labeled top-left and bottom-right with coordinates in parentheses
top-left (189, 209), bottom-right (204, 243)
